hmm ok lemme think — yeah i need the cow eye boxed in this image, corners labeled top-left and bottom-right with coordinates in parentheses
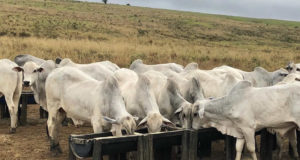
top-left (193, 113), bottom-right (198, 117)
top-left (33, 70), bottom-right (37, 73)
top-left (297, 68), bottom-right (300, 71)
top-left (182, 114), bottom-right (185, 118)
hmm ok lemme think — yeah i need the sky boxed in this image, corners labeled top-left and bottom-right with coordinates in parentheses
top-left (82, 0), bottom-right (300, 22)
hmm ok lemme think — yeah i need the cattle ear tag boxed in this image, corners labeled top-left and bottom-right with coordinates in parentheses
top-left (295, 78), bottom-right (300, 82)
top-left (103, 116), bottom-right (118, 124)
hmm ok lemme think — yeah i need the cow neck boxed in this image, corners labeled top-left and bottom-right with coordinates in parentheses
top-left (204, 96), bottom-right (232, 119)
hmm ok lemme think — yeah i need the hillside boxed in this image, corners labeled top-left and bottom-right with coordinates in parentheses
top-left (0, 0), bottom-right (300, 70)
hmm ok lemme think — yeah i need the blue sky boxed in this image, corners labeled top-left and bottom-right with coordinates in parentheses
top-left (82, 0), bottom-right (300, 21)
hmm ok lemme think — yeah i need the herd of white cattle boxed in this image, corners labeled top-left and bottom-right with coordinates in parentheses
top-left (1, 54), bottom-right (300, 160)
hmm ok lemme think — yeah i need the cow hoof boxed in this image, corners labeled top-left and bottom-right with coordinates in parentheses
top-left (50, 139), bottom-right (62, 156)
top-left (51, 150), bottom-right (62, 157)
top-left (9, 128), bottom-right (16, 134)
top-left (50, 144), bottom-right (62, 156)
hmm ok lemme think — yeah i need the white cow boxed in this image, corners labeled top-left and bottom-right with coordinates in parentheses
top-left (45, 67), bottom-right (137, 155)
top-left (273, 73), bottom-right (300, 159)
top-left (0, 59), bottom-right (23, 133)
top-left (286, 62), bottom-right (300, 73)
top-left (57, 58), bottom-right (120, 72)
top-left (216, 65), bottom-right (289, 87)
top-left (192, 81), bottom-right (300, 160)
top-left (130, 59), bottom-right (184, 74)
top-left (13, 60), bottom-right (56, 111)
top-left (143, 70), bottom-right (198, 128)
top-left (114, 68), bottom-right (174, 133)
top-left (180, 68), bottom-right (243, 98)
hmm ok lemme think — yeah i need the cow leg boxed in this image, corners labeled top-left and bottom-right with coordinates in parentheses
top-left (287, 129), bottom-right (300, 159)
top-left (276, 133), bottom-right (284, 159)
top-left (244, 130), bottom-right (257, 160)
top-left (91, 116), bottom-right (103, 133)
top-left (47, 107), bottom-right (65, 156)
top-left (235, 138), bottom-right (245, 160)
top-left (6, 95), bottom-right (18, 133)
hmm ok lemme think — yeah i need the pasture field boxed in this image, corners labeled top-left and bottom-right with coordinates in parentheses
top-left (0, 0), bottom-right (298, 159)
top-left (0, 0), bottom-right (300, 70)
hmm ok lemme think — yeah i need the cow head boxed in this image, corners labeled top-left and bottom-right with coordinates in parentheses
top-left (272, 68), bottom-right (289, 85)
top-left (13, 61), bottom-right (44, 87)
top-left (285, 62), bottom-right (300, 73)
top-left (162, 78), bottom-right (194, 129)
top-left (119, 115), bottom-right (138, 135)
top-left (191, 100), bottom-right (209, 130)
top-left (137, 113), bottom-right (175, 133)
top-left (104, 115), bottom-right (138, 136)
top-left (174, 102), bottom-right (192, 129)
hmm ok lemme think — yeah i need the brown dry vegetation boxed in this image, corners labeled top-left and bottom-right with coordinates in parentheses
top-left (0, 0), bottom-right (300, 70)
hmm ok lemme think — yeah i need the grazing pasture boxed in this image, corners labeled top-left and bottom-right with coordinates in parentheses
top-left (0, 0), bottom-right (299, 160)
top-left (0, 0), bottom-right (299, 70)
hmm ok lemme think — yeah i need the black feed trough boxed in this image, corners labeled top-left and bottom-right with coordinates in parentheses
top-left (69, 128), bottom-right (197, 160)
top-left (69, 132), bottom-right (116, 158)
top-left (69, 127), bottom-right (283, 160)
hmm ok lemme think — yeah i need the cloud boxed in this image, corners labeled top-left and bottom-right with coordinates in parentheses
top-left (83, 0), bottom-right (300, 21)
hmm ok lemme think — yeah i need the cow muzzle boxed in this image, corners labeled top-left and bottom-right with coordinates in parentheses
top-left (23, 81), bottom-right (30, 87)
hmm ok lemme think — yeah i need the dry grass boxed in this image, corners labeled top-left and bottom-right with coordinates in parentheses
top-left (0, 0), bottom-right (300, 70)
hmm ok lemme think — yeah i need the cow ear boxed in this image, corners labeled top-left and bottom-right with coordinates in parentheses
top-left (103, 116), bottom-right (119, 124)
top-left (12, 67), bottom-right (24, 72)
top-left (295, 78), bottom-right (300, 82)
top-left (279, 73), bottom-right (288, 77)
top-left (37, 67), bottom-right (44, 72)
top-left (162, 117), bottom-right (176, 127)
top-left (174, 107), bottom-right (183, 116)
top-left (137, 117), bottom-right (147, 129)
top-left (55, 57), bottom-right (62, 64)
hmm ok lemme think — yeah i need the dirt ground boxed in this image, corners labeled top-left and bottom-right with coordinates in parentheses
top-left (0, 105), bottom-right (292, 160)
top-left (0, 105), bottom-right (93, 160)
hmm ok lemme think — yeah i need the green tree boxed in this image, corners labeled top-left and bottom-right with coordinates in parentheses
top-left (102, 0), bottom-right (107, 4)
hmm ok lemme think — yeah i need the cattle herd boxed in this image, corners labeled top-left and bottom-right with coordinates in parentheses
top-left (1, 54), bottom-right (300, 160)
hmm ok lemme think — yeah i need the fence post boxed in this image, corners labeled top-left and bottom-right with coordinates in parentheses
top-left (181, 130), bottom-right (190, 160)
top-left (19, 94), bottom-right (28, 125)
top-left (225, 135), bottom-right (236, 160)
top-left (93, 140), bottom-right (102, 160)
top-left (137, 135), bottom-right (144, 160)
top-left (260, 129), bottom-right (273, 160)
top-left (189, 130), bottom-right (198, 160)
top-left (138, 135), bottom-right (153, 160)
